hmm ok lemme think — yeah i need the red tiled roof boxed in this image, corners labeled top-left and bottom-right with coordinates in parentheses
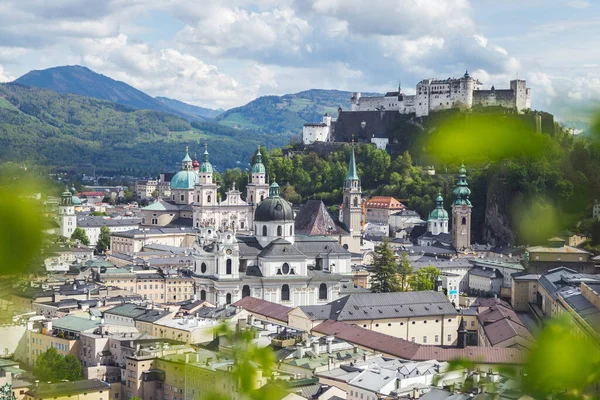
top-left (312, 320), bottom-right (526, 365)
top-left (364, 196), bottom-right (406, 210)
top-left (232, 297), bottom-right (292, 323)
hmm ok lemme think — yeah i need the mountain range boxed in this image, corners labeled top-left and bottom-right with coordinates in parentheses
top-left (1, 65), bottom-right (376, 173)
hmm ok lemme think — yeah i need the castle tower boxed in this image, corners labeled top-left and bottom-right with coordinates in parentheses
top-left (428, 192), bottom-right (449, 235)
top-left (460, 70), bottom-right (475, 109)
top-left (451, 164), bottom-right (472, 251)
top-left (58, 186), bottom-right (76, 238)
top-left (246, 146), bottom-right (269, 206)
top-left (343, 141), bottom-right (362, 238)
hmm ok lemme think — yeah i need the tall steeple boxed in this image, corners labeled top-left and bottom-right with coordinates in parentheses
top-left (182, 146), bottom-right (193, 171)
top-left (451, 164), bottom-right (472, 251)
top-left (246, 145), bottom-right (269, 206)
top-left (343, 139), bottom-right (362, 238)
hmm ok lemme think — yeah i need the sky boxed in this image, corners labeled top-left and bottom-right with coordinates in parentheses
top-left (0, 0), bottom-right (599, 120)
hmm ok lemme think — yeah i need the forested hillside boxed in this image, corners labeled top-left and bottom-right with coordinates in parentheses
top-left (216, 89), bottom-right (380, 135)
top-left (219, 116), bottom-right (600, 246)
top-left (0, 83), bottom-right (288, 174)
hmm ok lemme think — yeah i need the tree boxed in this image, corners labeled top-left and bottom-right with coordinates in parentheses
top-left (89, 211), bottom-right (107, 216)
top-left (397, 252), bottom-right (413, 291)
top-left (409, 266), bottom-right (441, 291)
top-left (70, 227), bottom-right (89, 246)
top-left (62, 355), bottom-right (83, 381)
top-left (370, 239), bottom-right (401, 293)
top-left (96, 225), bottom-right (111, 254)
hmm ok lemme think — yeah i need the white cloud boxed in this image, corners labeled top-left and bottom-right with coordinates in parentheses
top-left (0, 65), bottom-right (12, 82)
top-left (568, 1), bottom-right (591, 9)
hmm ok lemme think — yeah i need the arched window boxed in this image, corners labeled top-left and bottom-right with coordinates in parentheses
top-left (344, 196), bottom-right (349, 207)
top-left (290, 226), bottom-right (293, 236)
top-left (262, 225), bottom-right (268, 236)
top-left (200, 290), bottom-right (206, 301)
top-left (353, 197), bottom-right (358, 207)
top-left (281, 284), bottom-right (290, 301)
top-left (242, 285), bottom-right (250, 298)
top-left (461, 217), bottom-right (466, 225)
top-left (207, 195), bottom-right (212, 203)
top-left (201, 262), bottom-right (207, 273)
top-left (250, 195), bottom-right (253, 203)
top-left (226, 259), bottom-right (232, 274)
top-left (260, 195), bottom-right (264, 201)
top-left (319, 283), bottom-right (327, 300)
top-left (226, 293), bottom-right (232, 305)
top-left (197, 195), bottom-right (200, 202)
top-left (277, 226), bottom-right (282, 236)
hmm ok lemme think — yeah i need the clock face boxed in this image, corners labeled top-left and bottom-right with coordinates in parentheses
top-left (226, 249), bottom-right (232, 255)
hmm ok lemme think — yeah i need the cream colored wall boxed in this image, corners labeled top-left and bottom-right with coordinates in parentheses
top-left (26, 389), bottom-right (109, 400)
top-left (511, 280), bottom-right (538, 312)
top-left (29, 332), bottom-right (79, 365)
top-left (288, 308), bottom-right (322, 332)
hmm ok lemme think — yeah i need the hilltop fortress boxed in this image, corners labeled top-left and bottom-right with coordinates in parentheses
top-left (303, 71), bottom-right (533, 146)
top-left (351, 71), bottom-right (531, 117)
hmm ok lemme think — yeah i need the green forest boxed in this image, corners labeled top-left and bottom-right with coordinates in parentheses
top-left (0, 83), bottom-right (289, 174)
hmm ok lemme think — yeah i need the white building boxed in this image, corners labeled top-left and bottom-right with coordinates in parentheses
top-left (351, 72), bottom-right (531, 117)
top-left (302, 113), bottom-right (332, 145)
top-left (78, 216), bottom-right (141, 246)
top-left (57, 188), bottom-right (77, 238)
top-left (468, 266), bottom-right (503, 296)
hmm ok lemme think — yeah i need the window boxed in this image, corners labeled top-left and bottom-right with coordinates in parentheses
top-left (242, 285), bottom-right (250, 298)
top-left (282, 263), bottom-right (290, 275)
top-left (277, 226), bottom-right (283, 236)
top-left (262, 225), bottom-right (268, 236)
top-left (281, 284), bottom-right (290, 301)
top-left (180, 194), bottom-right (184, 202)
top-left (471, 321), bottom-right (475, 327)
top-left (226, 293), bottom-right (232, 304)
top-left (200, 290), bottom-right (206, 301)
top-left (461, 217), bottom-right (466, 225)
top-left (353, 197), bottom-right (358, 207)
top-left (435, 335), bottom-right (439, 343)
top-left (411, 337), bottom-right (415, 342)
top-left (319, 283), bottom-right (328, 300)
top-left (226, 259), bottom-right (232, 274)
top-left (447, 334), bottom-right (452, 342)
top-left (290, 226), bottom-right (293, 235)
top-left (207, 195), bottom-right (212, 203)
top-left (423, 336), bottom-right (427, 343)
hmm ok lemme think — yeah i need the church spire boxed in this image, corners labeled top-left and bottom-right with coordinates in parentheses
top-left (453, 164), bottom-right (472, 206)
top-left (345, 138), bottom-right (360, 186)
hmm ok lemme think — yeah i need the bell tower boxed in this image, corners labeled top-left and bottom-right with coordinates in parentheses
top-left (451, 164), bottom-right (472, 251)
top-left (342, 140), bottom-right (362, 237)
top-left (246, 145), bottom-right (269, 207)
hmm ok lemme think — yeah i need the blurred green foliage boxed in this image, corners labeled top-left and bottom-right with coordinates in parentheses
top-left (34, 347), bottom-right (83, 382)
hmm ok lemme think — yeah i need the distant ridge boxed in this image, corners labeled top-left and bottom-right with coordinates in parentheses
top-left (14, 65), bottom-right (201, 120)
top-left (156, 96), bottom-right (224, 120)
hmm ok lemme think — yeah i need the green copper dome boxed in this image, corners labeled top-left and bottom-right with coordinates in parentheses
top-left (199, 145), bottom-right (213, 173)
top-left (71, 195), bottom-right (82, 205)
top-left (251, 147), bottom-right (266, 174)
top-left (170, 170), bottom-right (199, 189)
top-left (453, 164), bottom-right (472, 206)
top-left (428, 192), bottom-right (448, 220)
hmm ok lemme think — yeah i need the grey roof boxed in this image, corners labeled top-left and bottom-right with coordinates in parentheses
top-left (259, 238), bottom-right (307, 259)
top-left (469, 266), bottom-right (503, 279)
top-left (300, 291), bottom-right (458, 321)
top-left (77, 215), bottom-right (141, 228)
top-left (349, 369), bottom-right (396, 393)
top-left (294, 236), bottom-right (351, 258)
top-left (112, 226), bottom-right (196, 238)
top-left (538, 267), bottom-right (600, 299)
top-left (411, 259), bottom-right (473, 271)
top-left (52, 315), bottom-right (102, 333)
top-left (391, 209), bottom-right (421, 217)
top-left (104, 303), bottom-right (170, 322)
top-left (560, 290), bottom-right (600, 329)
top-left (294, 200), bottom-right (348, 236)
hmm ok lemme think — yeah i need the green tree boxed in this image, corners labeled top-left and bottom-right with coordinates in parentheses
top-left (409, 266), bottom-right (441, 291)
top-left (89, 211), bottom-right (107, 216)
top-left (70, 227), bottom-right (90, 246)
top-left (397, 252), bottom-right (413, 291)
top-left (96, 225), bottom-right (111, 254)
top-left (34, 347), bottom-right (65, 382)
top-left (62, 355), bottom-right (84, 381)
top-left (370, 239), bottom-right (400, 293)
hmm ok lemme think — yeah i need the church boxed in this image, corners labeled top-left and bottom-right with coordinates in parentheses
top-left (186, 144), bottom-right (364, 307)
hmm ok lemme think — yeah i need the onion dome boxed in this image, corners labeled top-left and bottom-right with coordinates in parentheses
top-left (192, 153), bottom-right (200, 170)
top-left (254, 180), bottom-right (294, 222)
top-left (71, 195), bottom-right (82, 205)
top-left (251, 145), bottom-right (266, 174)
top-left (428, 192), bottom-right (448, 220)
top-left (199, 144), bottom-right (213, 173)
top-left (171, 147), bottom-right (200, 189)
top-left (453, 164), bottom-right (472, 206)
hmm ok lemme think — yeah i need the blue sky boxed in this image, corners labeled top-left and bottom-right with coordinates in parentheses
top-left (0, 0), bottom-right (597, 120)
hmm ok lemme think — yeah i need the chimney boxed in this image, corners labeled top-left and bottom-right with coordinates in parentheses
top-left (296, 346), bottom-right (305, 359)
top-left (313, 341), bottom-right (320, 355)
top-left (328, 357), bottom-right (334, 370)
top-left (45, 320), bottom-right (53, 334)
top-left (412, 387), bottom-right (420, 399)
top-left (326, 336), bottom-right (334, 354)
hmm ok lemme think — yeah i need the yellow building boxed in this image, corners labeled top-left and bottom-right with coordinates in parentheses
top-left (526, 237), bottom-right (593, 274)
top-left (25, 379), bottom-right (111, 400)
top-left (288, 292), bottom-right (460, 346)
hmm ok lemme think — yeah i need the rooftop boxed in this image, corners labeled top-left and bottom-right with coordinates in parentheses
top-left (52, 315), bottom-right (102, 333)
top-left (365, 196), bottom-right (406, 210)
top-left (232, 296), bottom-right (293, 323)
top-left (26, 379), bottom-right (110, 398)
